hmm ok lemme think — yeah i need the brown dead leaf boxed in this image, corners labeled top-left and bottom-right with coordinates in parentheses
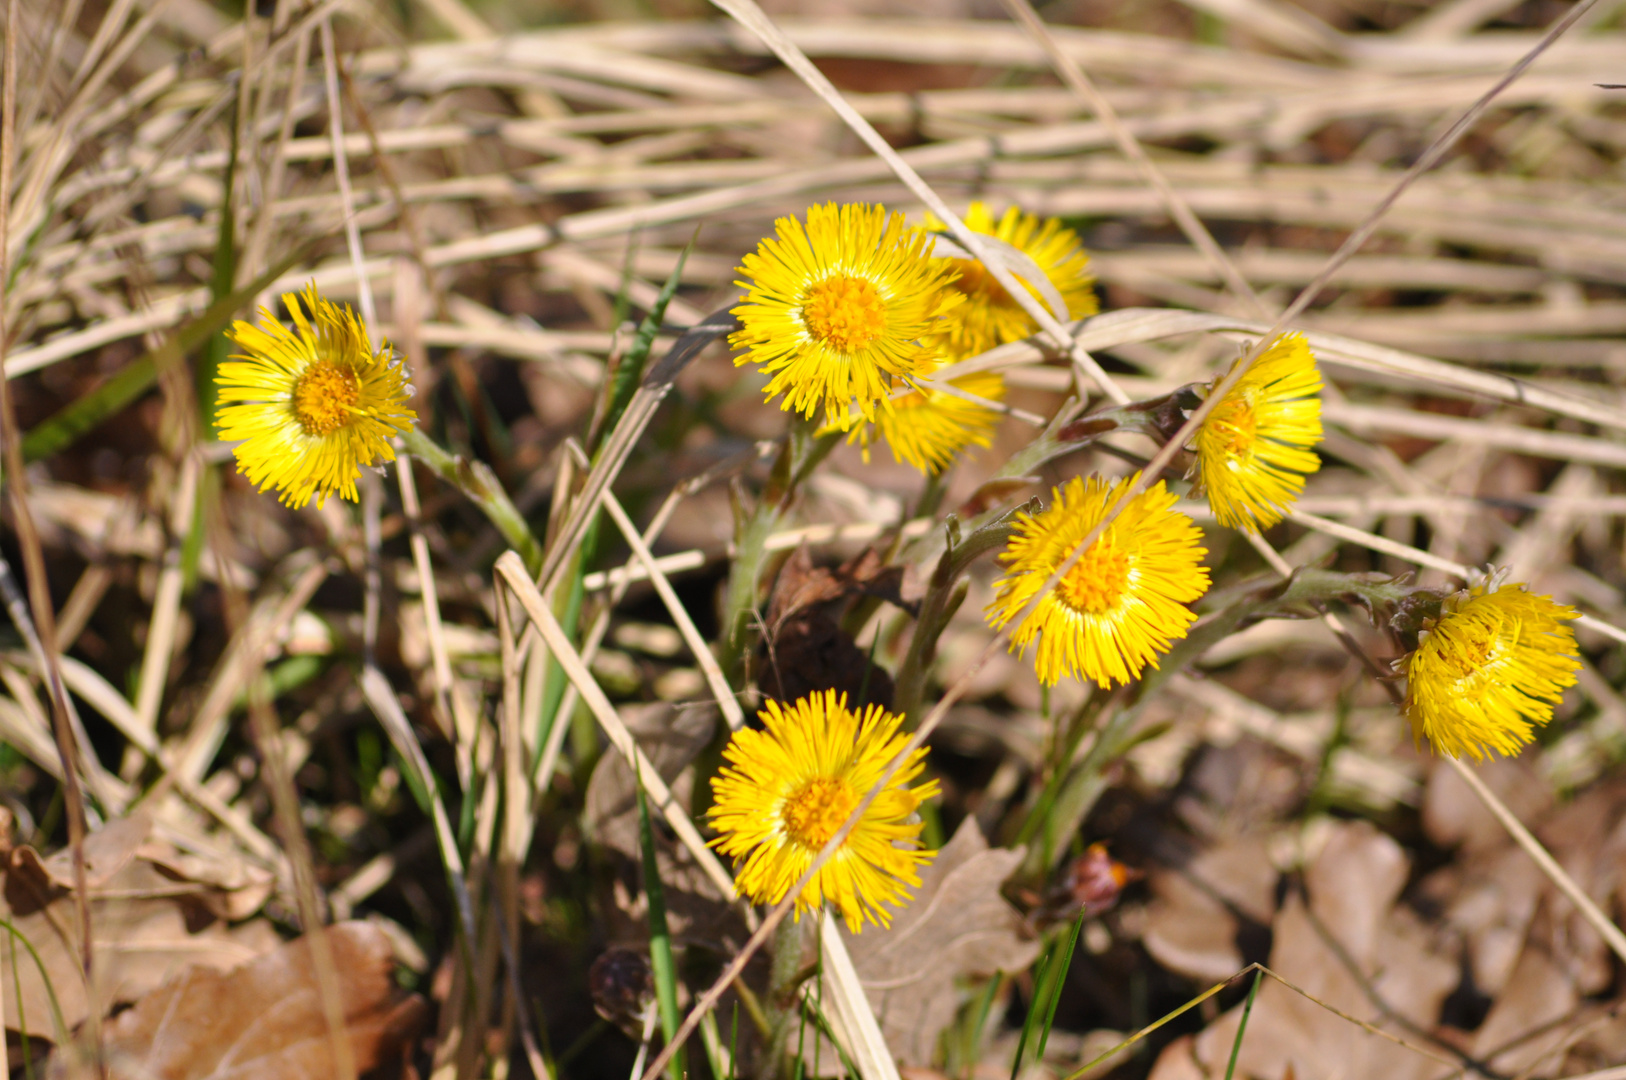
top-left (1142, 870), bottom-right (1241, 984)
top-left (584, 703), bottom-right (740, 942)
top-left (16, 813), bottom-right (149, 889)
top-left (584, 702), bottom-right (716, 861)
top-left (2, 816), bottom-right (280, 1040)
top-left (1468, 945), bottom-right (1577, 1078)
top-left (1178, 822), bottom-right (1458, 1080)
top-left (842, 818), bottom-right (1040, 1065)
top-left (1423, 757), bottom-right (1551, 855)
top-left (70, 921), bottom-right (425, 1080)
top-left (758, 546), bottom-right (910, 711)
top-left (1144, 835), bottom-right (1277, 984)
top-left (1420, 773), bottom-right (1626, 1025)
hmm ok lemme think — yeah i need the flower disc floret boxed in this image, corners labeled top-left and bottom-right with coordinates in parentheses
top-left (1193, 333), bottom-right (1323, 532)
top-left (927, 202), bottom-right (1098, 358)
top-left (216, 284), bottom-right (415, 508)
top-left (1403, 578), bottom-right (1580, 760)
top-left (730, 202), bottom-right (963, 428)
top-left (707, 690), bottom-right (940, 933)
top-left (986, 474), bottom-right (1210, 688)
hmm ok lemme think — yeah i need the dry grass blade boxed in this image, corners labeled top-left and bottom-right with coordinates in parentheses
top-left (998, 0), bottom-right (1269, 319)
top-left (359, 666), bottom-right (478, 950)
top-left (1445, 757), bottom-right (1626, 965)
top-left (6, 0), bottom-right (1626, 1074)
top-left (706, 0), bottom-right (1130, 405)
top-left (598, 486), bottom-right (744, 731)
top-left (495, 552), bottom-right (742, 908)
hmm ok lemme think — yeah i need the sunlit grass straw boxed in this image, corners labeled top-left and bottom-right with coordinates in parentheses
top-left (707, 689), bottom-right (940, 933)
top-left (638, 9), bottom-right (1620, 1076)
top-left (216, 284), bottom-right (415, 508)
top-left (986, 473), bottom-right (1210, 688)
top-left (730, 201), bottom-right (963, 428)
top-left (1399, 573), bottom-right (1580, 761)
top-left (1191, 332), bottom-right (1323, 532)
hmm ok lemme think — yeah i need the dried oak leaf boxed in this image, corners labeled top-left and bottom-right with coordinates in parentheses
top-left (583, 703), bottom-right (741, 942)
top-left (71, 921), bottom-right (425, 1080)
top-left (758, 546), bottom-right (911, 711)
top-left (1417, 769), bottom-right (1626, 1075)
top-left (841, 818), bottom-right (1040, 1065)
top-left (3, 814), bottom-right (278, 1040)
top-left (1142, 835), bottom-right (1276, 985)
top-left (1162, 821), bottom-right (1457, 1080)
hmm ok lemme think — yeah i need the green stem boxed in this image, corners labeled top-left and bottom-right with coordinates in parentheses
top-left (399, 426), bottom-right (544, 574)
top-left (766, 917), bottom-right (811, 1079)
top-left (894, 511), bottom-right (1025, 723)
top-left (637, 771), bottom-right (685, 1080)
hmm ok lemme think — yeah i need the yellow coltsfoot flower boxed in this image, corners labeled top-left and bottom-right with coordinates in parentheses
top-left (986, 474), bottom-right (1210, 688)
top-left (217, 285), bottom-right (415, 508)
top-left (842, 361), bottom-right (1007, 474)
top-left (731, 202), bottom-right (963, 428)
top-left (707, 690), bottom-right (939, 933)
top-left (928, 202), bottom-right (1098, 358)
top-left (1192, 333), bottom-right (1323, 532)
top-left (1402, 575), bottom-right (1580, 761)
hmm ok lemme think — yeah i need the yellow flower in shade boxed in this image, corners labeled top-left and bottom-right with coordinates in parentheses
top-left (708, 690), bottom-right (940, 933)
top-left (986, 474), bottom-right (1210, 688)
top-left (927, 202), bottom-right (1098, 358)
top-left (1403, 577), bottom-right (1580, 761)
top-left (842, 364), bottom-right (1007, 474)
top-left (1192, 333), bottom-right (1323, 532)
top-left (217, 285), bottom-right (415, 508)
top-left (731, 202), bottom-right (963, 428)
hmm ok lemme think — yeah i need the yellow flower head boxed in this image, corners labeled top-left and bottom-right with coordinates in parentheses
top-left (840, 363), bottom-right (1007, 474)
top-left (708, 690), bottom-right (940, 933)
top-left (986, 474), bottom-right (1210, 688)
top-left (1192, 333), bottom-right (1323, 532)
top-left (927, 202), bottom-right (1098, 358)
top-left (1403, 576), bottom-right (1580, 761)
top-left (731, 202), bottom-right (963, 428)
top-left (217, 285), bottom-right (416, 508)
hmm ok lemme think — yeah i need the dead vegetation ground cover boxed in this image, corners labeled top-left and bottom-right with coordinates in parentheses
top-left (0, 0), bottom-right (1625, 1076)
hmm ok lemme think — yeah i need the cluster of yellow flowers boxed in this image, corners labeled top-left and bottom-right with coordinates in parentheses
top-left (732, 200), bottom-right (1096, 473)
top-left (213, 201), bottom-right (1582, 933)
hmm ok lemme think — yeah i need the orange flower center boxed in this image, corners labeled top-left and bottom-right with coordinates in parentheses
top-left (1433, 618), bottom-right (1500, 681)
top-left (1209, 394), bottom-right (1259, 457)
top-left (781, 776), bottom-right (858, 850)
top-left (294, 360), bottom-right (360, 436)
top-left (951, 259), bottom-right (1011, 307)
top-left (1056, 540), bottom-right (1132, 615)
top-left (802, 276), bottom-right (887, 352)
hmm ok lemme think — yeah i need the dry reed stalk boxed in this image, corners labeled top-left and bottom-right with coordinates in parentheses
top-left (495, 553), bottom-right (745, 907)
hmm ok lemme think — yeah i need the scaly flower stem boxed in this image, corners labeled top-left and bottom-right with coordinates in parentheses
top-left (765, 918), bottom-right (810, 1078)
top-left (399, 426), bottom-right (544, 574)
top-left (717, 421), bottom-right (840, 679)
top-left (894, 510), bottom-right (1029, 723)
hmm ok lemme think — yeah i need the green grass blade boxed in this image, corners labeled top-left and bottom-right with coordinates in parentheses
top-left (1222, 969), bottom-right (1263, 1080)
top-left (962, 973), bottom-right (1005, 1077)
top-left (1009, 946), bottom-right (1052, 1080)
top-left (637, 765), bottom-right (685, 1080)
top-left (1035, 908), bottom-right (1088, 1063)
top-left (197, 115), bottom-right (240, 439)
top-left (22, 238), bottom-right (319, 462)
top-left (2, 914), bottom-right (72, 1047)
top-left (589, 232), bottom-right (693, 457)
